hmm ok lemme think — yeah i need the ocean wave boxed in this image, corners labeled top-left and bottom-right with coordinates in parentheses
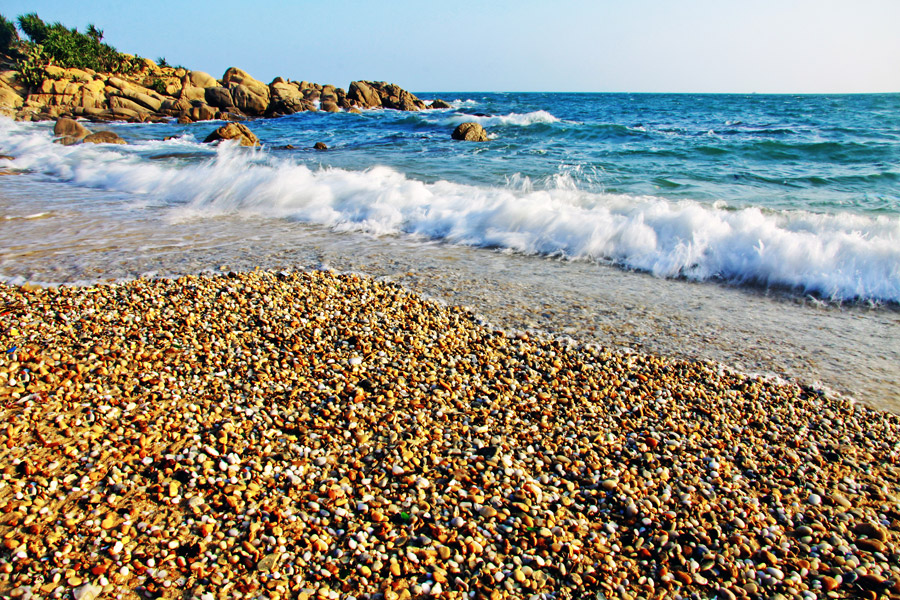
top-left (449, 110), bottom-right (562, 127)
top-left (1, 118), bottom-right (898, 303)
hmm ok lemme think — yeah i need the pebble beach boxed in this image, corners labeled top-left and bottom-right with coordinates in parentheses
top-left (1, 270), bottom-right (899, 600)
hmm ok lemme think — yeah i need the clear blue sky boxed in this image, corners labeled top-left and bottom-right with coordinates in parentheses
top-left (3, 0), bottom-right (898, 93)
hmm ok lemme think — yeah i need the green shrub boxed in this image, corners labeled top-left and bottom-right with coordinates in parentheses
top-left (0, 14), bottom-right (18, 52)
top-left (16, 43), bottom-right (47, 88)
top-left (15, 13), bottom-right (145, 76)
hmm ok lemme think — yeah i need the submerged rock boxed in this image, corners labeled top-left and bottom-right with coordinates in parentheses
top-left (451, 121), bottom-right (489, 142)
top-left (53, 117), bottom-right (90, 140)
top-left (82, 131), bottom-right (127, 145)
top-left (202, 122), bottom-right (260, 147)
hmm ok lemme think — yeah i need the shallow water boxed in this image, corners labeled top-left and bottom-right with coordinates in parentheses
top-left (2, 176), bottom-right (897, 412)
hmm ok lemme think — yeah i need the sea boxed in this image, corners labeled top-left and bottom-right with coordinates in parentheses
top-left (1, 93), bottom-right (898, 411)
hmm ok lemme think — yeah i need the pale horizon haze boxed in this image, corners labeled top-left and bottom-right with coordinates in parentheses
top-left (2, 0), bottom-right (898, 94)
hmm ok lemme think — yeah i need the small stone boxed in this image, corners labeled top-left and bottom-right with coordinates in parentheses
top-left (857, 538), bottom-right (886, 553)
top-left (73, 583), bottom-right (101, 600)
top-left (257, 553), bottom-right (280, 572)
top-left (479, 506), bottom-right (498, 518)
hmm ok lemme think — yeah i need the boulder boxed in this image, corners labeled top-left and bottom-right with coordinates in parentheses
top-left (0, 71), bottom-right (28, 96)
top-left (222, 68), bottom-right (269, 115)
top-left (229, 83), bottom-right (268, 115)
top-left (160, 98), bottom-right (193, 115)
top-left (106, 77), bottom-right (165, 112)
top-left (205, 86), bottom-right (234, 110)
top-left (109, 96), bottom-right (150, 116)
top-left (54, 117), bottom-right (91, 140)
top-left (452, 122), bottom-right (489, 142)
top-left (179, 79), bottom-right (208, 103)
top-left (83, 131), bottom-right (127, 145)
top-left (109, 106), bottom-right (144, 121)
top-left (203, 122), bottom-right (260, 147)
top-left (321, 85), bottom-right (337, 102)
top-left (188, 71), bottom-right (218, 89)
top-left (44, 66), bottom-right (93, 83)
top-left (78, 80), bottom-right (107, 109)
top-left (222, 68), bottom-right (268, 98)
top-left (189, 104), bottom-right (218, 122)
top-left (314, 142), bottom-right (328, 151)
top-left (320, 101), bottom-right (341, 113)
top-left (429, 99), bottom-right (452, 109)
top-left (348, 81), bottom-right (382, 109)
top-left (0, 84), bottom-right (24, 112)
top-left (268, 81), bottom-right (311, 116)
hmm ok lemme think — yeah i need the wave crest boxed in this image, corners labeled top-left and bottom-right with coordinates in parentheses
top-left (1, 117), bottom-right (898, 302)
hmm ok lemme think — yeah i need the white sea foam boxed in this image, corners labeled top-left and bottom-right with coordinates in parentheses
top-left (448, 110), bottom-right (562, 127)
top-left (1, 118), bottom-right (897, 302)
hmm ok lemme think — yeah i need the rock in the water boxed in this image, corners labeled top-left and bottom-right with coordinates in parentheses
top-left (314, 142), bottom-right (328, 151)
top-left (54, 117), bottom-right (90, 140)
top-left (452, 122), bottom-right (488, 142)
top-left (430, 99), bottom-right (452, 109)
top-left (347, 81), bottom-right (427, 111)
top-left (82, 131), bottom-right (126, 145)
top-left (347, 81), bottom-right (382, 108)
top-left (320, 101), bottom-right (341, 113)
top-left (203, 122), bottom-right (260, 147)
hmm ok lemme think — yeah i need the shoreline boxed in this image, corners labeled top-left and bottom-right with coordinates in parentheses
top-left (1, 269), bottom-right (899, 599)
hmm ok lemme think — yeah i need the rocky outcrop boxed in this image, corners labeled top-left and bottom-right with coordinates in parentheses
top-left (452, 122), bottom-right (489, 142)
top-left (0, 61), bottom-right (426, 124)
top-left (347, 81), bottom-right (428, 111)
top-left (203, 122), bottom-right (260, 147)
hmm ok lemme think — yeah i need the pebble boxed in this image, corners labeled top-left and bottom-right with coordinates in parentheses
top-left (0, 270), bottom-right (899, 599)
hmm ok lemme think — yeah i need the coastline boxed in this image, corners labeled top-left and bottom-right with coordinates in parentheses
top-left (2, 270), bottom-right (899, 599)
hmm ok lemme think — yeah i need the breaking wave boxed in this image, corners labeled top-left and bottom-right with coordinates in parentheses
top-left (1, 118), bottom-right (895, 303)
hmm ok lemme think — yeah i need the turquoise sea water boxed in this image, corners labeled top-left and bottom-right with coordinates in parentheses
top-left (0, 93), bottom-right (898, 408)
top-left (3, 92), bottom-right (898, 302)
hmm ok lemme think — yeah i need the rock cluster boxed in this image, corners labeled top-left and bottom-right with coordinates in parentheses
top-left (1, 270), bottom-right (899, 600)
top-left (347, 82), bottom-right (428, 112)
top-left (52, 117), bottom-right (126, 146)
top-left (0, 59), bottom-right (434, 124)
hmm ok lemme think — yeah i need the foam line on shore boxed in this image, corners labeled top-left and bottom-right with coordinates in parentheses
top-left (1, 117), bottom-right (898, 303)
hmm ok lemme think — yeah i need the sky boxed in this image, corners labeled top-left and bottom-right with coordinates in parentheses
top-left (2, 0), bottom-right (898, 93)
